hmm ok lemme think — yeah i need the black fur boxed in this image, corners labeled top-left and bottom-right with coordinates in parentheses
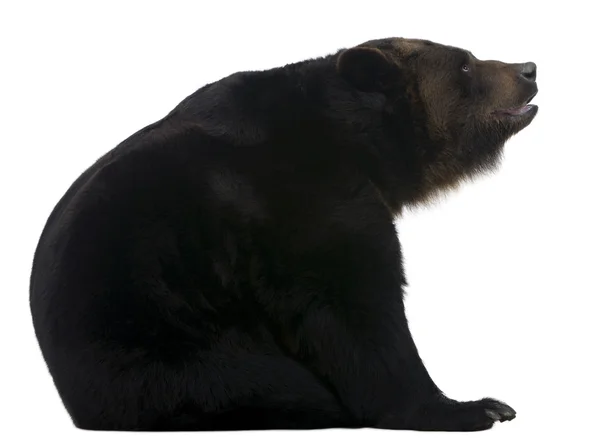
top-left (30, 38), bottom-right (537, 431)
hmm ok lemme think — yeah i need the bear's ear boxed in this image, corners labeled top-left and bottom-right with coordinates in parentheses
top-left (337, 47), bottom-right (394, 92)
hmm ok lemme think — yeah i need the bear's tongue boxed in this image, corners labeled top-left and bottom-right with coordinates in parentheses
top-left (506, 104), bottom-right (533, 116)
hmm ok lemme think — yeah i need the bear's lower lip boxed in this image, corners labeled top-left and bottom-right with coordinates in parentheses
top-left (496, 103), bottom-right (537, 117)
top-left (505, 104), bottom-right (534, 115)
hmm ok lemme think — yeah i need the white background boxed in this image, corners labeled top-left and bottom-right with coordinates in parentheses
top-left (1, 0), bottom-right (598, 444)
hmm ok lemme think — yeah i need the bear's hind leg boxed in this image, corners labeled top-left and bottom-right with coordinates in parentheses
top-left (67, 348), bottom-right (353, 431)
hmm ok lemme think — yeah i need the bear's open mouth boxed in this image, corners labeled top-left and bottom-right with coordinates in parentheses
top-left (496, 93), bottom-right (538, 117)
top-left (503, 104), bottom-right (535, 116)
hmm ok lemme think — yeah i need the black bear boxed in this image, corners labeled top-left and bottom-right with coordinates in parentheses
top-left (30, 37), bottom-right (538, 431)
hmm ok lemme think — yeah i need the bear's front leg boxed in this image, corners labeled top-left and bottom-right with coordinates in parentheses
top-left (257, 193), bottom-right (514, 431)
top-left (378, 396), bottom-right (516, 431)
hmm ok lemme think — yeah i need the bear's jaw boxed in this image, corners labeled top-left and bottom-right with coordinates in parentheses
top-left (491, 103), bottom-right (539, 136)
top-left (493, 91), bottom-right (538, 117)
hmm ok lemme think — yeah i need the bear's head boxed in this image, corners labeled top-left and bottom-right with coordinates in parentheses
top-left (336, 37), bottom-right (538, 206)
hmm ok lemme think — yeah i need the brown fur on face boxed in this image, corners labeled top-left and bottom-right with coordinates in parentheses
top-left (345, 38), bottom-right (539, 205)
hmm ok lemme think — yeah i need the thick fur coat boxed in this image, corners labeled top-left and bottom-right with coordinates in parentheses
top-left (30, 37), bottom-right (538, 431)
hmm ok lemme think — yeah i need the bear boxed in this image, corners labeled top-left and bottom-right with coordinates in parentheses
top-left (30, 37), bottom-right (538, 432)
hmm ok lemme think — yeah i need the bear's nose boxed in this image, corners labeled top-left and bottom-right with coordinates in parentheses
top-left (519, 62), bottom-right (537, 82)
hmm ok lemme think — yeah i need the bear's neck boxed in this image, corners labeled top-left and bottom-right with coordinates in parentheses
top-left (276, 56), bottom-right (439, 213)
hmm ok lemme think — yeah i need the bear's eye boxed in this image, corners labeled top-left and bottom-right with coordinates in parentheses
top-left (461, 64), bottom-right (471, 73)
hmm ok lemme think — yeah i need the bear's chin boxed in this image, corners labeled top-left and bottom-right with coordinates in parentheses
top-left (495, 104), bottom-right (539, 133)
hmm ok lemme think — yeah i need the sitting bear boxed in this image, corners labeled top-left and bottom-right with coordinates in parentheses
top-left (30, 37), bottom-right (538, 432)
